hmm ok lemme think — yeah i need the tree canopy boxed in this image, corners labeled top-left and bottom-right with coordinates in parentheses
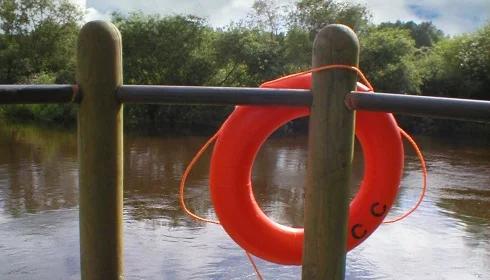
top-left (0, 0), bottom-right (82, 84)
top-left (1, 0), bottom-right (489, 135)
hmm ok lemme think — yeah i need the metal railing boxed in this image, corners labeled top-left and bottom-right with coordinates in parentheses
top-left (2, 85), bottom-right (489, 122)
top-left (1, 21), bottom-right (489, 280)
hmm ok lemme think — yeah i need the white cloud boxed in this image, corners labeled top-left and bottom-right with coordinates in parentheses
top-left (78, 0), bottom-right (490, 35)
top-left (70, 0), bottom-right (85, 9)
top-left (352, 0), bottom-right (417, 23)
top-left (84, 7), bottom-right (111, 22)
top-left (349, 0), bottom-right (490, 35)
top-left (70, 0), bottom-right (111, 22)
top-left (84, 0), bottom-right (256, 26)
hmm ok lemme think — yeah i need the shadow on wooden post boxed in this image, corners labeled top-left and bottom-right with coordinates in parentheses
top-left (77, 21), bottom-right (124, 280)
top-left (302, 24), bottom-right (360, 279)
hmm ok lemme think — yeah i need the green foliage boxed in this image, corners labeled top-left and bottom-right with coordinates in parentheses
top-left (289, 0), bottom-right (371, 34)
top-left (248, 0), bottom-right (284, 36)
top-left (421, 23), bottom-right (490, 100)
top-left (112, 12), bottom-right (231, 127)
top-left (0, 0), bottom-right (80, 124)
top-left (378, 21), bottom-right (445, 48)
top-left (360, 26), bottom-right (423, 93)
top-left (0, 71), bottom-right (77, 124)
top-left (282, 27), bottom-right (312, 71)
top-left (0, 0), bottom-right (82, 83)
top-left (113, 12), bottom-right (216, 86)
top-left (0, 0), bottom-right (489, 136)
top-left (212, 26), bottom-right (286, 86)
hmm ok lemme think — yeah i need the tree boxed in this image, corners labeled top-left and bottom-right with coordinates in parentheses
top-left (422, 23), bottom-right (490, 100)
top-left (288, 0), bottom-right (370, 35)
top-left (0, 0), bottom-right (82, 83)
top-left (360, 26), bottom-right (423, 93)
top-left (282, 27), bottom-right (311, 72)
top-left (113, 12), bottom-right (216, 86)
top-left (112, 13), bottom-right (231, 127)
top-left (378, 21), bottom-right (445, 48)
top-left (0, 0), bottom-right (82, 124)
top-left (212, 25), bottom-right (286, 87)
top-left (248, 0), bottom-right (285, 37)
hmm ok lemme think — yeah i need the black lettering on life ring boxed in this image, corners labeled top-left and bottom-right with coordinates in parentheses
top-left (370, 202), bottom-right (387, 217)
top-left (351, 224), bottom-right (367, 240)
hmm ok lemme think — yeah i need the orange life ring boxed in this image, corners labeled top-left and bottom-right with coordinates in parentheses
top-left (209, 73), bottom-right (404, 265)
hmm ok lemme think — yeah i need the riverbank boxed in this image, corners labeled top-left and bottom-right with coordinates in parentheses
top-left (2, 104), bottom-right (489, 141)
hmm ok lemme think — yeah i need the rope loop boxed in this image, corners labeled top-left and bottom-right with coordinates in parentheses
top-left (178, 64), bottom-right (427, 279)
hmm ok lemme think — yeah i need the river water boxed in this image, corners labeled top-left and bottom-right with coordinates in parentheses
top-left (0, 121), bottom-right (488, 279)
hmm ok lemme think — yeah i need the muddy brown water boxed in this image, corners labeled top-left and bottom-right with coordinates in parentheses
top-left (0, 122), bottom-right (488, 279)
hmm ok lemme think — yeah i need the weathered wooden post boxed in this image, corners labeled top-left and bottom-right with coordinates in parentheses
top-left (77, 21), bottom-right (124, 280)
top-left (302, 24), bottom-right (359, 279)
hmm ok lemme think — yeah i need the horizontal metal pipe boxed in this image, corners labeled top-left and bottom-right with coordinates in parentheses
top-left (346, 92), bottom-right (490, 123)
top-left (1, 84), bottom-right (489, 123)
top-left (0, 85), bottom-right (78, 104)
top-left (117, 85), bottom-right (312, 106)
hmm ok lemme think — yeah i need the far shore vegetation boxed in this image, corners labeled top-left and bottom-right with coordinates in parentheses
top-left (1, 0), bottom-right (489, 137)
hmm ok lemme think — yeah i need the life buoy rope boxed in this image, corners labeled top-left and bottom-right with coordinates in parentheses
top-left (178, 65), bottom-right (427, 274)
top-left (209, 73), bottom-right (403, 265)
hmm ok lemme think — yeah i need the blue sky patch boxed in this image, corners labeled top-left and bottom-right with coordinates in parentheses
top-left (407, 4), bottom-right (440, 20)
top-left (80, 0), bottom-right (490, 35)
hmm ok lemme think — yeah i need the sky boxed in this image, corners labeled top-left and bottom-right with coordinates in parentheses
top-left (73, 0), bottom-right (490, 35)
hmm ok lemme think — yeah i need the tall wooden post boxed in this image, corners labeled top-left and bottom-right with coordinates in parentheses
top-left (302, 24), bottom-right (359, 279)
top-left (77, 21), bottom-right (124, 280)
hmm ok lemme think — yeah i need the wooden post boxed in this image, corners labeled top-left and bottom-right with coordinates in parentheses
top-left (77, 21), bottom-right (124, 280)
top-left (302, 24), bottom-right (359, 279)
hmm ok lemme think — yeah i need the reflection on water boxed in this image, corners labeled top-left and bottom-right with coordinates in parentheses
top-left (0, 122), bottom-right (489, 279)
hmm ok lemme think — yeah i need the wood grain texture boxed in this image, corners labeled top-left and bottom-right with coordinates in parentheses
top-left (302, 24), bottom-right (359, 280)
top-left (77, 21), bottom-right (124, 280)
